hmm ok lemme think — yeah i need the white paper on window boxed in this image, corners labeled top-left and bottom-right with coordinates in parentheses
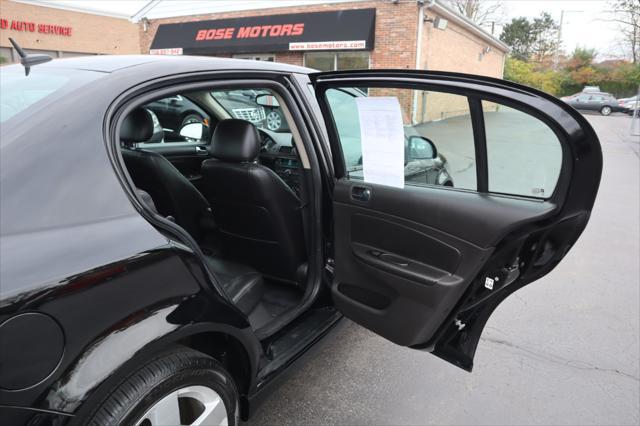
top-left (355, 97), bottom-right (405, 188)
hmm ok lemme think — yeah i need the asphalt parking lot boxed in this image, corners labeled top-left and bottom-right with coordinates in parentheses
top-left (249, 113), bottom-right (640, 425)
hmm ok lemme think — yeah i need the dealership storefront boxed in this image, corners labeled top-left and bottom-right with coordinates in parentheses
top-left (140, 0), bottom-right (508, 77)
top-left (148, 8), bottom-right (376, 72)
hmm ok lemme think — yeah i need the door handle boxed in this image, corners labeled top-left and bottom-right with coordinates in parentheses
top-left (351, 186), bottom-right (371, 202)
top-left (195, 146), bottom-right (208, 155)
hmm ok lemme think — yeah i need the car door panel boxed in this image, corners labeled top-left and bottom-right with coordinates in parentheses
top-left (335, 179), bottom-right (558, 248)
top-left (332, 178), bottom-right (560, 347)
top-left (310, 70), bottom-right (601, 370)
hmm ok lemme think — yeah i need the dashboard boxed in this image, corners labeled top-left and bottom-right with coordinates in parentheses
top-left (257, 129), bottom-right (301, 196)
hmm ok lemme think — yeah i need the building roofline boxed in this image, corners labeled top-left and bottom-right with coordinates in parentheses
top-left (11, 0), bottom-right (133, 20)
top-left (130, 0), bottom-right (361, 22)
top-left (430, 1), bottom-right (509, 52)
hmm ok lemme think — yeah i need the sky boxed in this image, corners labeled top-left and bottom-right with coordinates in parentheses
top-left (30, 0), bottom-right (625, 60)
top-left (494, 1), bottom-right (623, 60)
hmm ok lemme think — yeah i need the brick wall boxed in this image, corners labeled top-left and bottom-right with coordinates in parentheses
top-left (0, 0), bottom-right (140, 55)
top-left (415, 10), bottom-right (506, 122)
top-left (138, 0), bottom-right (419, 70)
top-left (420, 14), bottom-right (504, 77)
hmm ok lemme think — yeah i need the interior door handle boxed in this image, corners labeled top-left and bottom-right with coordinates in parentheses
top-left (379, 253), bottom-right (409, 267)
top-left (351, 186), bottom-right (371, 202)
top-left (195, 146), bottom-right (208, 155)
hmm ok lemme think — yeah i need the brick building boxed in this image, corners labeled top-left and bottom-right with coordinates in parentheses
top-left (1, 0), bottom-right (507, 79)
top-left (0, 0), bottom-right (140, 62)
top-left (137, 0), bottom-right (508, 123)
top-left (1, 0), bottom-right (507, 122)
top-left (138, 0), bottom-right (508, 77)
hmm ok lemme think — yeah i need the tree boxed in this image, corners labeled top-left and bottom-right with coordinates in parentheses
top-left (444, 0), bottom-right (505, 30)
top-left (565, 47), bottom-right (597, 71)
top-left (530, 12), bottom-right (560, 63)
top-left (500, 13), bottom-right (559, 63)
top-left (499, 17), bottom-right (533, 60)
top-left (608, 0), bottom-right (640, 63)
top-left (504, 57), bottom-right (563, 95)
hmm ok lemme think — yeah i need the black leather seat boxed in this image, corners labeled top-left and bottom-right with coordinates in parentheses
top-left (204, 256), bottom-right (264, 315)
top-left (201, 119), bottom-right (307, 284)
top-left (120, 109), bottom-right (265, 315)
top-left (120, 108), bottom-right (210, 241)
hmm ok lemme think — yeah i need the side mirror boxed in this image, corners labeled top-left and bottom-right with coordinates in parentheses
top-left (255, 94), bottom-right (280, 108)
top-left (407, 135), bottom-right (437, 160)
top-left (179, 122), bottom-right (203, 140)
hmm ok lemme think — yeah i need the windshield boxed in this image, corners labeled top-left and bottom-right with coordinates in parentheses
top-left (210, 89), bottom-right (290, 133)
top-left (0, 66), bottom-right (102, 123)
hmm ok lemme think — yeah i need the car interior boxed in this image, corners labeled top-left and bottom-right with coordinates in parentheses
top-left (118, 88), bottom-right (311, 336)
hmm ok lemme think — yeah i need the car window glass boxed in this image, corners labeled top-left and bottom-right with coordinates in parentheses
top-left (210, 89), bottom-right (289, 133)
top-left (0, 67), bottom-right (101, 124)
top-left (483, 101), bottom-right (562, 198)
top-left (325, 87), bottom-right (476, 190)
top-left (140, 95), bottom-right (212, 144)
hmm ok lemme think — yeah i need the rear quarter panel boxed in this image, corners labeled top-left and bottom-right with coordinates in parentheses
top-left (0, 69), bottom-right (258, 416)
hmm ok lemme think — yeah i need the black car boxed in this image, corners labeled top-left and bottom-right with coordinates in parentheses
top-left (146, 95), bottom-right (209, 138)
top-left (561, 91), bottom-right (624, 115)
top-left (0, 54), bottom-right (601, 425)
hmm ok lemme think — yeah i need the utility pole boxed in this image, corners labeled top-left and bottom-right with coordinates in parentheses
top-left (554, 10), bottom-right (583, 69)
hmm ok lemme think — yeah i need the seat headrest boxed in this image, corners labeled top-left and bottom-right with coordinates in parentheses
top-left (210, 119), bottom-right (260, 162)
top-left (120, 108), bottom-right (154, 144)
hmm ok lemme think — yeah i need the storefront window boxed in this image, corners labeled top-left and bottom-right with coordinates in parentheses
top-left (233, 54), bottom-right (275, 62)
top-left (337, 52), bottom-right (370, 70)
top-left (304, 52), bottom-right (370, 71)
top-left (304, 52), bottom-right (336, 72)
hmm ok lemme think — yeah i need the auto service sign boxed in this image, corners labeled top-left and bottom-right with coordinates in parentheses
top-left (0, 18), bottom-right (72, 36)
top-left (150, 9), bottom-right (375, 54)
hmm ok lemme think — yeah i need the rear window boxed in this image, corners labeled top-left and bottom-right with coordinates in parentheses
top-left (0, 66), bottom-right (101, 123)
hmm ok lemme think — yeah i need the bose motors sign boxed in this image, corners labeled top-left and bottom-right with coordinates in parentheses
top-left (149, 9), bottom-right (375, 54)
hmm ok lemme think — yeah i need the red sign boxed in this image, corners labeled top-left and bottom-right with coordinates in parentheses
top-left (151, 9), bottom-right (376, 54)
top-left (0, 18), bottom-right (72, 36)
top-left (195, 23), bottom-right (304, 42)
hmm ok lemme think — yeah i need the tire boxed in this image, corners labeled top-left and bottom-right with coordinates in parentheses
top-left (182, 113), bottom-right (204, 127)
top-left (85, 347), bottom-right (239, 426)
top-left (265, 109), bottom-right (283, 131)
top-left (600, 106), bottom-right (612, 116)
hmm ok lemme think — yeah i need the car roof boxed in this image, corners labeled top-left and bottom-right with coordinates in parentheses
top-left (37, 54), bottom-right (314, 74)
top-left (576, 91), bottom-right (613, 97)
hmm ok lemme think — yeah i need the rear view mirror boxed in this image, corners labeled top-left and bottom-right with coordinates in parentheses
top-left (255, 94), bottom-right (280, 108)
top-left (179, 122), bottom-right (203, 140)
top-left (408, 136), bottom-right (437, 160)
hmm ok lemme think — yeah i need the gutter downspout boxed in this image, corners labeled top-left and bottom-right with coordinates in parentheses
top-left (412, 1), bottom-right (428, 124)
top-left (412, 0), bottom-right (436, 124)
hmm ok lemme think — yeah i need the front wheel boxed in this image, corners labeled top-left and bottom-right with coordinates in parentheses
top-left (600, 106), bottom-right (612, 116)
top-left (86, 347), bottom-right (238, 426)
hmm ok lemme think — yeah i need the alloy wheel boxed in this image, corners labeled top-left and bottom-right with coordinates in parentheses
top-left (266, 110), bottom-right (282, 131)
top-left (135, 385), bottom-right (228, 426)
top-left (601, 106), bottom-right (611, 116)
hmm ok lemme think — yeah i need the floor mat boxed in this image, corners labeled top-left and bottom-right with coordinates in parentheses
top-left (248, 280), bottom-right (304, 331)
